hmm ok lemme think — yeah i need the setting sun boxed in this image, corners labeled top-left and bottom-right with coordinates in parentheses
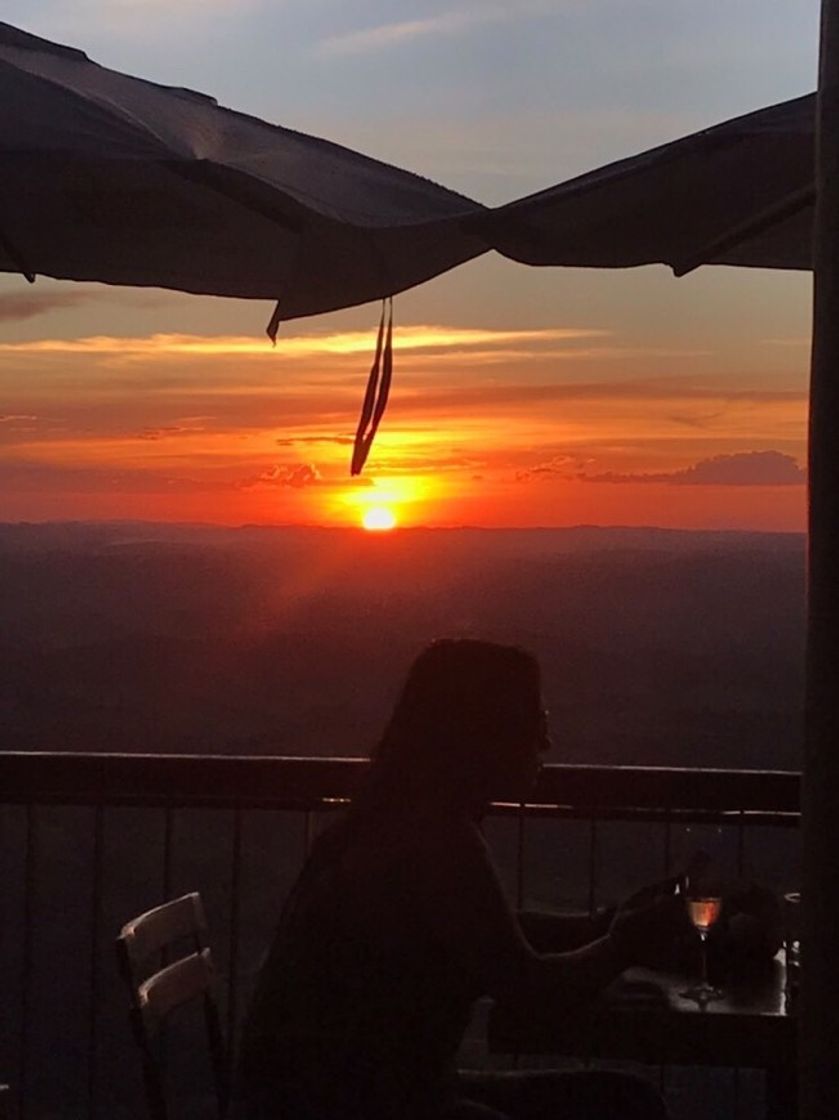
top-left (362, 506), bottom-right (397, 531)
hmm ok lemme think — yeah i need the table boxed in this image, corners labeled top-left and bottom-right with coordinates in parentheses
top-left (488, 957), bottom-right (796, 1119)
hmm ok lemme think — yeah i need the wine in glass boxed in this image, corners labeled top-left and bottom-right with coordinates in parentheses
top-left (681, 892), bottom-right (724, 1003)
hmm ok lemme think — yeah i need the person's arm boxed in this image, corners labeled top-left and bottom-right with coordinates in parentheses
top-left (517, 907), bottom-right (615, 952)
top-left (517, 874), bottom-right (686, 952)
top-left (409, 820), bottom-right (631, 1009)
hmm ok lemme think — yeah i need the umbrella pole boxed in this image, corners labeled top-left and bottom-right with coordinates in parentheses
top-left (802, 2), bottom-right (839, 1117)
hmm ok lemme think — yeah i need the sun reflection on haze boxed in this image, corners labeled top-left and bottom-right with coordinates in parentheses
top-left (361, 506), bottom-right (397, 531)
top-left (334, 474), bottom-right (438, 529)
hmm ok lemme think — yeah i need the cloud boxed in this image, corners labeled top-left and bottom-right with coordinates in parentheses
top-left (666, 411), bottom-right (727, 430)
top-left (0, 461), bottom-right (214, 494)
top-left (762, 337), bottom-right (811, 348)
top-left (316, 4), bottom-right (549, 58)
top-left (585, 451), bottom-right (807, 487)
top-left (405, 379), bottom-right (805, 414)
top-left (15, 0), bottom-right (258, 40)
top-left (369, 450), bottom-right (486, 475)
top-left (0, 363), bottom-right (806, 458)
top-left (239, 463), bottom-right (322, 490)
top-left (275, 434), bottom-right (355, 447)
top-left (97, 0), bottom-right (246, 9)
top-left (515, 455), bottom-right (590, 482)
top-left (135, 424), bottom-right (206, 440)
top-left (0, 325), bottom-right (604, 358)
top-left (0, 292), bottom-right (95, 323)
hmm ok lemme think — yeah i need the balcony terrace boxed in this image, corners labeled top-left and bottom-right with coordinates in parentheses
top-left (0, 752), bottom-right (800, 1120)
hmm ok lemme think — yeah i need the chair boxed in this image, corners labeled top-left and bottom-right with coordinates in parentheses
top-left (116, 893), bottom-right (229, 1120)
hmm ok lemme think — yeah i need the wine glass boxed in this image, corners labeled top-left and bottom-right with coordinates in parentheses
top-left (680, 892), bottom-right (724, 1004)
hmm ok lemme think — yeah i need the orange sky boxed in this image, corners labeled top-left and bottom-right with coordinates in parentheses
top-left (0, 4), bottom-right (820, 533)
top-left (0, 268), bottom-right (810, 531)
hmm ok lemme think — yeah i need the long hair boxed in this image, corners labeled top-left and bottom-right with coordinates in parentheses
top-left (292, 639), bottom-right (543, 892)
top-left (348, 638), bottom-right (543, 829)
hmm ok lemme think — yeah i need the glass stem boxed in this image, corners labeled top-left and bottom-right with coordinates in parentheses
top-left (700, 930), bottom-right (708, 985)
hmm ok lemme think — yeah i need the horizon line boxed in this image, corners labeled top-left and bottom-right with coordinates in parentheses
top-left (0, 517), bottom-right (806, 537)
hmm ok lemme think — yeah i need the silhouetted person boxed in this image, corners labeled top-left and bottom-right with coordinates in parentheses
top-left (235, 639), bottom-right (678, 1119)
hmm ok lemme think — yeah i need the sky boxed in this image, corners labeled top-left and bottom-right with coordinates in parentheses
top-left (0, 0), bottom-right (821, 530)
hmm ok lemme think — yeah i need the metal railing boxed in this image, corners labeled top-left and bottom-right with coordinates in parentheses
top-left (0, 752), bottom-right (801, 1120)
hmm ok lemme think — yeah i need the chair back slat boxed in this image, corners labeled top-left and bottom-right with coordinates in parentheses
top-left (119, 892), bottom-right (207, 975)
top-left (138, 949), bottom-right (215, 1031)
top-left (116, 892), bottom-right (228, 1120)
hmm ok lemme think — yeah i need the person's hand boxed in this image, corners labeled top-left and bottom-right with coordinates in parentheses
top-left (619, 876), bottom-right (682, 913)
top-left (608, 891), bottom-right (690, 970)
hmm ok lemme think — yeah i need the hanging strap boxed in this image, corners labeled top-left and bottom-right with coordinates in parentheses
top-left (351, 297), bottom-right (393, 476)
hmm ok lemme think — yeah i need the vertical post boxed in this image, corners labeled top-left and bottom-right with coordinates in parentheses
top-left (227, 807), bottom-right (244, 1050)
top-left (802, 3), bottom-right (839, 1116)
top-left (19, 804), bottom-right (35, 1120)
top-left (87, 804), bottom-right (104, 1120)
top-left (586, 819), bottom-right (598, 918)
top-left (515, 803), bottom-right (526, 912)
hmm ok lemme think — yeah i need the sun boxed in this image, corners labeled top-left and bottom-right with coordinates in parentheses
top-left (362, 506), bottom-right (397, 531)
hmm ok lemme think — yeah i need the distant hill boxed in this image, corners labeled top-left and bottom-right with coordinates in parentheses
top-left (0, 521), bottom-right (805, 769)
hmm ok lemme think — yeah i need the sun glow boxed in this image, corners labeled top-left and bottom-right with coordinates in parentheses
top-left (332, 471), bottom-right (439, 529)
top-left (361, 506), bottom-right (397, 531)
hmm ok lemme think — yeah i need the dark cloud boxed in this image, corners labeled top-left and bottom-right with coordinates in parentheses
top-left (0, 291), bottom-right (94, 322)
top-left (275, 434), bottom-right (355, 446)
top-left (516, 455), bottom-right (579, 482)
top-left (409, 381), bottom-right (805, 414)
top-left (0, 462), bottom-right (215, 494)
top-left (374, 452), bottom-right (485, 475)
top-left (239, 463), bottom-right (322, 490)
top-left (516, 453), bottom-right (601, 482)
top-left (134, 424), bottom-right (205, 440)
top-left (668, 411), bottom-right (726, 429)
top-left (587, 451), bottom-right (806, 487)
top-left (278, 463), bottom-right (322, 488)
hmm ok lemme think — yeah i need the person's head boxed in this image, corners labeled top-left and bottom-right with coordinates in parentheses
top-left (361, 638), bottom-right (550, 818)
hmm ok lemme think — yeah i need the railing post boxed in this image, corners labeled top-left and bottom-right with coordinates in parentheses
top-left (802, 3), bottom-right (839, 1117)
top-left (162, 807), bottom-right (174, 906)
top-left (515, 803), bottom-right (526, 912)
top-left (304, 810), bottom-right (315, 857)
top-left (226, 807), bottom-right (244, 1049)
top-left (18, 803), bottom-right (35, 1120)
top-left (87, 805), bottom-right (104, 1120)
top-left (587, 819), bottom-right (598, 917)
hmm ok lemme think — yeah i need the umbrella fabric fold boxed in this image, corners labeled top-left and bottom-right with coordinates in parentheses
top-left (483, 94), bottom-right (815, 275)
top-left (0, 22), bottom-right (488, 319)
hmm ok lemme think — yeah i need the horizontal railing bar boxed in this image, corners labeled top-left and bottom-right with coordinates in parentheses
top-left (0, 793), bottom-right (800, 827)
top-left (536, 764), bottom-right (800, 814)
top-left (1, 794), bottom-right (345, 813)
top-left (0, 753), bottom-right (366, 809)
top-left (0, 752), bottom-right (801, 817)
top-left (489, 804), bottom-right (800, 827)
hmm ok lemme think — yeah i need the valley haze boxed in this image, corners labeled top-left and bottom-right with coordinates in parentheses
top-left (0, 521), bottom-right (805, 771)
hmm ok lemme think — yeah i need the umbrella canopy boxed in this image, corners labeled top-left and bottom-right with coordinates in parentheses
top-left (0, 22), bottom-right (487, 321)
top-left (485, 94), bottom-right (814, 276)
